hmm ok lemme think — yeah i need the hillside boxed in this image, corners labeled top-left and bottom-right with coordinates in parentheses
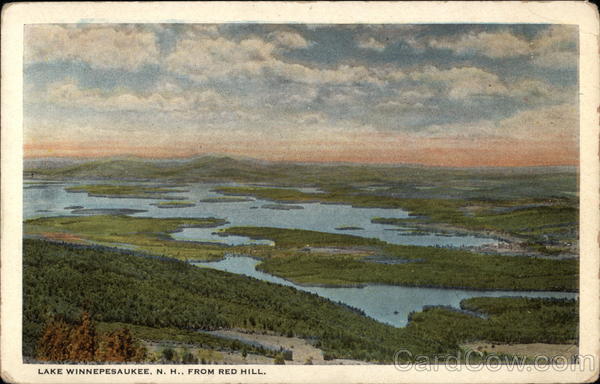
top-left (24, 240), bottom-right (579, 363)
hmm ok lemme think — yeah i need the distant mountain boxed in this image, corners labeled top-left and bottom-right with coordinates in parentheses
top-left (24, 157), bottom-right (92, 170)
top-left (23, 155), bottom-right (578, 200)
top-left (24, 155), bottom-right (578, 189)
top-left (25, 156), bottom-right (292, 182)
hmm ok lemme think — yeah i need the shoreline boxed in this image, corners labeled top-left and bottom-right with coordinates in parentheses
top-left (198, 252), bottom-right (579, 294)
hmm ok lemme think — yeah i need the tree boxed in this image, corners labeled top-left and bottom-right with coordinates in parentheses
top-left (182, 350), bottom-right (198, 364)
top-left (97, 328), bottom-right (146, 362)
top-left (162, 347), bottom-right (175, 362)
top-left (37, 312), bottom-right (98, 362)
top-left (37, 318), bottom-right (73, 362)
top-left (274, 353), bottom-right (285, 365)
top-left (67, 312), bottom-right (97, 362)
top-left (36, 311), bottom-right (145, 363)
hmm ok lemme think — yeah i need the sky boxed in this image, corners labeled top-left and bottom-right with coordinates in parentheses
top-left (24, 24), bottom-right (579, 166)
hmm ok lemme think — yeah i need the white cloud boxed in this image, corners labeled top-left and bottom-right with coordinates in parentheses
top-left (43, 78), bottom-right (228, 114)
top-left (357, 37), bottom-right (386, 52)
top-left (427, 25), bottom-right (577, 69)
top-left (531, 26), bottom-right (578, 69)
top-left (395, 86), bottom-right (437, 101)
top-left (295, 112), bottom-right (327, 125)
top-left (322, 87), bottom-right (368, 105)
top-left (183, 24), bottom-right (221, 38)
top-left (25, 25), bottom-right (159, 71)
top-left (268, 61), bottom-right (384, 86)
top-left (406, 66), bottom-right (566, 103)
top-left (419, 103), bottom-right (577, 140)
top-left (165, 36), bottom-right (277, 81)
top-left (269, 30), bottom-right (310, 49)
top-left (409, 66), bottom-right (508, 99)
top-left (166, 35), bottom-right (390, 86)
top-left (375, 100), bottom-right (428, 112)
top-left (430, 31), bottom-right (531, 58)
top-left (497, 103), bottom-right (578, 139)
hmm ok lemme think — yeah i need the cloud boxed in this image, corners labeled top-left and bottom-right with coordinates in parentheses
top-left (357, 37), bottom-right (386, 52)
top-left (497, 103), bottom-right (578, 139)
top-left (429, 30), bottom-right (531, 58)
top-left (406, 66), bottom-right (567, 104)
top-left (165, 36), bottom-right (277, 81)
top-left (23, 24), bottom-right (578, 166)
top-left (269, 30), bottom-right (310, 49)
top-left (418, 103), bottom-right (577, 140)
top-left (166, 34), bottom-right (394, 86)
top-left (295, 112), bottom-right (327, 125)
top-left (25, 25), bottom-right (159, 71)
top-left (182, 24), bottom-right (222, 38)
top-left (375, 100), bottom-right (429, 113)
top-left (42, 78), bottom-right (228, 114)
top-left (409, 66), bottom-right (508, 99)
top-left (268, 61), bottom-right (386, 86)
top-left (427, 25), bottom-right (577, 69)
top-left (530, 26), bottom-right (578, 69)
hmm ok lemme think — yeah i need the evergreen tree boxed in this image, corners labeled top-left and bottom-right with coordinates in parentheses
top-left (67, 312), bottom-right (97, 362)
top-left (97, 328), bottom-right (146, 362)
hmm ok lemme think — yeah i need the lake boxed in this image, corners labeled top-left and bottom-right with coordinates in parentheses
top-left (24, 180), bottom-right (498, 247)
top-left (24, 180), bottom-right (576, 328)
top-left (193, 254), bottom-right (577, 327)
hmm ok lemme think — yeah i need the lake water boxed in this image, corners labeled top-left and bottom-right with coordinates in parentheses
top-left (193, 255), bottom-right (578, 327)
top-left (25, 180), bottom-right (576, 328)
top-left (24, 180), bottom-right (497, 248)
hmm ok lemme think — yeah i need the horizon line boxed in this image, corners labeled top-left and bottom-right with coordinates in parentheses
top-left (23, 153), bottom-right (579, 170)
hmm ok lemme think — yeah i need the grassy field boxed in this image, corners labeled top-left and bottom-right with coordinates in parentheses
top-left (25, 215), bottom-right (228, 261)
top-left (223, 226), bottom-right (382, 248)
top-left (23, 240), bottom-right (578, 363)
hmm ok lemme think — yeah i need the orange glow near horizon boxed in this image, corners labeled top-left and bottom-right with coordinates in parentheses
top-left (24, 135), bottom-right (578, 167)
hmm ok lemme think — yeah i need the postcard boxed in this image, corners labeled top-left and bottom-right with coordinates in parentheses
top-left (1, 1), bottom-right (599, 383)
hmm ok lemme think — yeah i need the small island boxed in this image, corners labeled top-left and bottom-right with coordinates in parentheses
top-left (335, 226), bottom-right (364, 231)
top-left (65, 184), bottom-right (188, 200)
top-left (151, 201), bottom-right (196, 208)
top-left (261, 204), bottom-right (304, 210)
top-left (70, 208), bottom-right (148, 215)
top-left (199, 197), bottom-right (254, 203)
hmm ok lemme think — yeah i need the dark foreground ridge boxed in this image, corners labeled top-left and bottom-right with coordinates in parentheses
top-left (24, 239), bottom-right (578, 364)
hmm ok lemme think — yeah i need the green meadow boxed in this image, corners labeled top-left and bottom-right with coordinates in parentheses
top-left (25, 215), bottom-right (228, 261)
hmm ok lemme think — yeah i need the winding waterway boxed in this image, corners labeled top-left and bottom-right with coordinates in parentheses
top-left (24, 180), bottom-right (576, 328)
top-left (193, 255), bottom-right (577, 327)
